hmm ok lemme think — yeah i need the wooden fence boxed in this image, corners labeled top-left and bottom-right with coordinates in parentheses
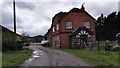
top-left (92, 40), bottom-right (118, 51)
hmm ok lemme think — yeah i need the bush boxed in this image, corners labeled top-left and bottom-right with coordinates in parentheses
top-left (2, 41), bottom-right (23, 52)
top-left (17, 41), bottom-right (23, 50)
top-left (2, 42), bottom-right (15, 51)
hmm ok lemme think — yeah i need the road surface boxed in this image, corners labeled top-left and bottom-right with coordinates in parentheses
top-left (21, 45), bottom-right (90, 67)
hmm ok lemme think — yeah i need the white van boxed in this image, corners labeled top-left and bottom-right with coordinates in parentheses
top-left (41, 40), bottom-right (49, 45)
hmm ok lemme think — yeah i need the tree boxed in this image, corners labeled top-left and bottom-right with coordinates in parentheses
top-left (95, 11), bottom-right (120, 41)
top-left (95, 14), bottom-right (106, 41)
top-left (21, 32), bottom-right (30, 44)
top-left (103, 12), bottom-right (117, 40)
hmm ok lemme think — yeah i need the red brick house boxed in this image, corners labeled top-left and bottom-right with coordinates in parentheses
top-left (45, 6), bottom-right (96, 48)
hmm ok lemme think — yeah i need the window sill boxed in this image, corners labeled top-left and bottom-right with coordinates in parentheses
top-left (66, 27), bottom-right (73, 30)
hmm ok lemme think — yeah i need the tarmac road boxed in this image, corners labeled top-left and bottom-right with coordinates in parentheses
top-left (21, 45), bottom-right (90, 67)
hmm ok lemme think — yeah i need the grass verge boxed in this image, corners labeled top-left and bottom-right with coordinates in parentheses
top-left (0, 52), bottom-right (2, 67)
top-left (2, 49), bottom-right (32, 67)
top-left (55, 48), bottom-right (119, 67)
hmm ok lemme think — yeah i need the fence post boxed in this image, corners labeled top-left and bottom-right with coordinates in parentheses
top-left (90, 42), bottom-right (94, 51)
top-left (105, 40), bottom-right (111, 51)
top-left (98, 41), bottom-right (100, 51)
top-left (116, 33), bottom-right (120, 51)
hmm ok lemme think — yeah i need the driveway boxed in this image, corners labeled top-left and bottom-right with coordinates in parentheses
top-left (21, 45), bottom-right (90, 67)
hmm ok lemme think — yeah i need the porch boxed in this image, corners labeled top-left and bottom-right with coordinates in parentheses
top-left (70, 27), bottom-right (94, 49)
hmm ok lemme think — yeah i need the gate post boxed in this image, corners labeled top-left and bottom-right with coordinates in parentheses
top-left (116, 33), bottom-right (120, 51)
top-left (98, 41), bottom-right (100, 51)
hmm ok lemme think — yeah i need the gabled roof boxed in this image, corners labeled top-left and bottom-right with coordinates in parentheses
top-left (69, 7), bottom-right (84, 12)
top-left (52, 7), bottom-right (95, 25)
top-left (45, 12), bottom-right (67, 36)
top-left (70, 26), bottom-right (93, 36)
top-left (44, 27), bottom-right (53, 37)
top-left (52, 12), bottom-right (67, 23)
top-left (56, 12), bottom-right (67, 22)
top-left (69, 7), bottom-right (95, 20)
top-left (45, 6), bottom-right (95, 36)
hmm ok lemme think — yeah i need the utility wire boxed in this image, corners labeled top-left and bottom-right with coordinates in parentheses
top-left (20, 2), bottom-right (51, 20)
top-left (22, 2), bottom-right (42, 15)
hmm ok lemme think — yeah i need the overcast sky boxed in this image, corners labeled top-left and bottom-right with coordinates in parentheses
top-left (0, 0), bottom-right (120, 37)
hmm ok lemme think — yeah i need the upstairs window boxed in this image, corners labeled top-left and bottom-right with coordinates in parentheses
top-left (66, 21), bottom-right (72, 29)
top-left (84, 21), bottom-right (90, 28)
top-left (53, 27), bottom-right (55, 32)
top-left (56, 23), bottom-right (59, 31)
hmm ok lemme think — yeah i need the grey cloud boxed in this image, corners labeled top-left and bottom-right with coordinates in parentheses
top-left (2, 9), bottom-right (12, 25)
top-left (30, 25), bottom-right (49, 36)
top-left (2, 11), bottom-right (22, 26)
top-left (1, 1), bottom-right (118, 36)
top-left (2, 2), bottom-right (12, 7)
top-left (62, 2), bottom-right (81, 7)
top-left (2, 6), bottom-right (23, 29)
top-left (86, 2), bottom-right (118, 18)
top-left (16, 2), bottom-right (36, 10)
top-left (36, 26), bottom-right (49, 36)
top-left (30, 30), bottom-right (44, 36)
top-left (26, 26), bottom-right (49, 36)
top-left (42, 15), bottom-right (51, 21)
top-left (2, 5), bottom-right (13, 30)
top-left (2, 2), bottom-right (25, 34)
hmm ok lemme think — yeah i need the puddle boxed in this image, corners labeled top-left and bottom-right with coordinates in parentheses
top-left (33, 53), bottom-right (43, 58)
top-left (25, 58), bottom-right (34, 62)
top-left (32, 50), bottom-right (43, 58)
top-left (33, 55), bottom-right (40, 58)
top-left (33, 51), bottom-right (39, 54)
top-left (25, 50), bottom-right (43, 64)
top-left (40, 53), bottom-right (43, 56)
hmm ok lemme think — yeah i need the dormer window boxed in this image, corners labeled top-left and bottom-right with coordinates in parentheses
top-left (66, 21), bottom-right (73, 29)
top-left (84, 21), bottom-right (90, 28)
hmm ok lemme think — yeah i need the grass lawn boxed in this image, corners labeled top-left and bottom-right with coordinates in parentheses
top-left (2, 49), bottom-right (32, 67)
top-left (55, 48), bottom-right (119, 67)
top-left (0, 52), bottom-right (2, 67)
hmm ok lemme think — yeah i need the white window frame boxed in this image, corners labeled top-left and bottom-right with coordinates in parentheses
top-left (56, 23), bottom-right (59, 31)
top-left (53, 27), bottom-right (55, 32)
top-left (84, 21), bottom-right (90, 28)
top-left (66, 21), bottom-right (73, 29)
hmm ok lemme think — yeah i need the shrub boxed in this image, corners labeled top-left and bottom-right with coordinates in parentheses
top-left (3, 42), bottom-right (14, 51)
top-left (17, 41), bottom-right (23, 50)
top-left (2, 41), bottom-right (23, 52)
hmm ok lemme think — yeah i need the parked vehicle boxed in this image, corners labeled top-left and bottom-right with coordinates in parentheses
top-left (41, 40), bottom-right (49, 47)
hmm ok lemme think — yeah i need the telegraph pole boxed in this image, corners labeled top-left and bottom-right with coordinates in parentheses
top-left (13, 0), bottom-right (17, 51)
